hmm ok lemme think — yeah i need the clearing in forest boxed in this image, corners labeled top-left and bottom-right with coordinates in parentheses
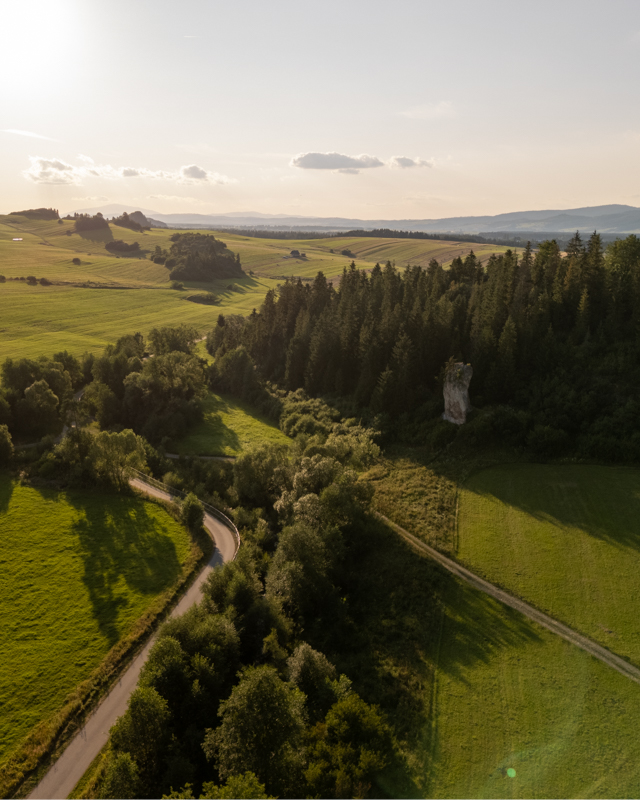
top-left (169, 391), bottom-right (290, 456)
top-left (0, 475), bottom-right (191, 763)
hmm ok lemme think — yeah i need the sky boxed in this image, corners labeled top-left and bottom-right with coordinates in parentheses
top-left (2, 0), bottom-right (640, 220)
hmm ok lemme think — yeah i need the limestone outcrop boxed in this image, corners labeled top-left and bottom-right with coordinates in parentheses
top-left (443, 362), bottom-right (473, 424)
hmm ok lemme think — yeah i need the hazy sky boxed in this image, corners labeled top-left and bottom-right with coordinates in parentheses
top-left (2, 0), bottom-right (640, 219)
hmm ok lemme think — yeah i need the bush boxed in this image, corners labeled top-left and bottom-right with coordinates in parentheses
top-left (0, 424), bottom-right (13, 464)
top-left (26, 276), bottom-right (37, 285)
top-left (0, 274), bottom-right (5, 283)
top-left (526, 424), bottom-right (569, 457)
top-left (39, 277), bottom-right (51, 286)
top-left (72, 258), bottom-right (81, 265)
top-left (181, 493), bottom-right (204, 532)
top-left (170, 280), bottom-right (184, 290)
top-left (105, 240), bottom-right (140, 253)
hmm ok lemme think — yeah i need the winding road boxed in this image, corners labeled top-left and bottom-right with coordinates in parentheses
top-left (28, 477), bottom-right (238, 800)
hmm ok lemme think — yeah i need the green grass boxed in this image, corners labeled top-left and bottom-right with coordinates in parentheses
top-left (429, 576), bottom-right (640, 799)
top-left (458, 464), bottom-right (640, 666)
top-left (215, 232), bottom-right (528, 282)
top-left (0, 277), bottom-right (277, 361)
top-left (0, 474), bottom-right (191, 762)
top-left (170, 391), bottom-right (290, 455)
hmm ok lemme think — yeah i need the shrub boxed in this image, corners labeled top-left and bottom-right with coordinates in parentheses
top-left (26, 276), bottom-right (37, 285)
top-left (72, 257), bottom-right (81, 265)
top-left (170, 280), bottom-right (184, 290)
top-left (0, 424), bottom-right (13, 464)
top-left (0, 274), bottom-right (5, 283)
top-left (39, 277), bottom-right (51, 286)
top-left (181, 493), bottom-right (204, 532)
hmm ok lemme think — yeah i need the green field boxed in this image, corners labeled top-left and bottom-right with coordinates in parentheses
top-left (215, 232), bottom-right (527, 282)
top-left (0, 215), bottom-right (526, 361)
top-left (0, 474), bottom-right (191, 762)
top-left (429, 576), bottom-right (640, 798)
top-left (458, 464), bottom-right (640, 665)
top-left (169, 391), bottom-right (290, 456)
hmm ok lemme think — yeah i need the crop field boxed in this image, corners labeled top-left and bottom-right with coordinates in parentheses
top-left (429, 576), bottom-right (640, 799)
top-left (0, 474), bottom-right (191, 762)
top-left (215, 232), bottom-right (527, 281)
top-left (0, 277), bottom-right (277, 361)
top-left (169, 391), bottom-right (290, 456)
top-left (457, 464), bottom-right (640, 665)
top-left (0, 215), bottom-right (526, 361)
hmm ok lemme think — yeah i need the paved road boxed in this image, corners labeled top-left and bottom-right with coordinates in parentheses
top-left (29, 480), bottom-right (238, 800)
top-left (378, 513), bottom-right (640, 686)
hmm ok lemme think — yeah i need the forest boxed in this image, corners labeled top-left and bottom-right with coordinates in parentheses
top-left (208, 232), bottom-right (640, 461)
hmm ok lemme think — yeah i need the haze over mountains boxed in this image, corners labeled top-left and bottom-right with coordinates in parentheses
top-left (72, 203), bottom-right (640, 235)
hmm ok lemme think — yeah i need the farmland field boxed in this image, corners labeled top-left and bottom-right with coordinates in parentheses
top-left (169, 391), bottom-right (290, 456)
top-left (428, 576), bottom-right (640, 799)
top-left (0, 474), bottom-right (191, 762)
top-left (0, 215), bottom-right (526, 361)
top-left (457, 464), bottom-right (640, 665)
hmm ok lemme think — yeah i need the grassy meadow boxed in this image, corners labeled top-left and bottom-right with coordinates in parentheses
top-left (0, 474), bottom-right (191, 763)
top-left (214, 231), bottom-right (528, 282)
top-left (169, 391), bottom-right (290, 456)
top-left (457, 464), bottom-right (640, 666)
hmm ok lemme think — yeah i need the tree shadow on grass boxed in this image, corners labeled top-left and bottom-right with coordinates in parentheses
top-left (458, 462), bottom-right (640, 552)
top-left (68, 491), bottom-right (182, 646)
top-left (0, 472), bottom-right (14, 514)
top-left (315, 516), bottom-right (541, 797)
top-left (176, 394), bottom-right (241, 455)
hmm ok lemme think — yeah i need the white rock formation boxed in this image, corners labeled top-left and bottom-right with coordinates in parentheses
top-left (443, 362), bottom-right (473, 424)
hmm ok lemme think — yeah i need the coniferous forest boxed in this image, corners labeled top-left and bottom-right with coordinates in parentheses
top-left (209, 232), bottom-right (640, 460)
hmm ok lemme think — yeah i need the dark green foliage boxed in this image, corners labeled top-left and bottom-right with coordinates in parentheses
top-left (72, 212), bottom-right (109, 231)
top-left (203, 665), bottom-right (306, 797)
top-left (200, 771), bottom-right (271, 799)
top-left (105, 239), bottom-right (140, 253)
top-left (165, 233), bottom-right (244, 282)
top-left (181, 493), bottom-right (204, 532)
top-left (9, 207), bottom-right (59, 220)
top-left (101, 752), bottom-right (140, 799)
top-left (111, 211), bottom-right (145, 232)
top-left (0, 424), bottom-right (13, 464)
top-left (206, 234), bottom-right (640, 460)
top-left (149, 325), bottom-right (200, 356)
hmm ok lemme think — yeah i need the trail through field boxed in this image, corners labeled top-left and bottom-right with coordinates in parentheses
top-left (28, 478), bottom-right (238, 800)
top-left (379, 513), bottom-right (640, 686)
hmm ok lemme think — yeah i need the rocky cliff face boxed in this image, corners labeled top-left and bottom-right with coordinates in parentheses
top-left (443, 362), bottom-right (473, 424)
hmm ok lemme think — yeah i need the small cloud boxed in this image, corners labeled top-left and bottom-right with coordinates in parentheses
top-left (122, 167), bottom-right (140, 177)
top-left (77, 154), bottom-right (95, 164)
top-left (400, 101), bottom-right (455, 120)
top-left (23, 156), bottom-right (79, 185)
top-left (180, 164), bottom-right (208, 181)
top-left (390, 156), bottom-right (434, 169)
top-left (3, 128), bottom-right (56, 141)
top-left (178, 164), bottom-right (234, 184)
top-left (291, 152), bottom-right (384, 173)
top-left (72, 195), bottom-right (109, 201)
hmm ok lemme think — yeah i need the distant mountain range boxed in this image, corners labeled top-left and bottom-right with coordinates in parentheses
top-left (70, 203), bottom-right (640, 235)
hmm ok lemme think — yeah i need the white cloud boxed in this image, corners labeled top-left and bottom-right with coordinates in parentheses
top-left (23, 157), bottom-right (79, 185)
top-left (291, 152), bottom-right (384, 174)
top-left (179, 164), bottom-right (235, 184)
top-left (73, 195), bottom-right (109, 201)
top-left (3, 128), bottom-right (56, 141)
top-left (22, 156), bottom-right (234, 185)
top-left (400, 101), bottom-right (455, 120)
top-left (390, 156), bottom-right (434, 169)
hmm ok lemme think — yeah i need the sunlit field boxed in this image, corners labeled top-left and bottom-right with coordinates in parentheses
top-left (0, 474), bottom-right (191, 762)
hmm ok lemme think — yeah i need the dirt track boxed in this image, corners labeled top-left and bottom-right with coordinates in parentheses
top-left (378, 513), bottom-right (640, 686)
top-left (28, 479), bottom-right (238, 800)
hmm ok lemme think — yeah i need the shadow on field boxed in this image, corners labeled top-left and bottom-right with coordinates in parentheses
top-left (0, 472), bottom-right (14, 513)
top-left (317, 516), bottom-right (541, 798)
top-left (174, 394), bottom-right (241, 455)
top-left (459, 463), bottom-right (640, 552)
top-left (75, 228), bottom-right (114, 245)
top-left (68, 492), bottom-right (181, 645)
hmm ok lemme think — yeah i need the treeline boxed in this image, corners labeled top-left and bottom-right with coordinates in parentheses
top-left (8, 207), bottom-right (59, 220)
top-left (67, 212), bottom-right (110, 231)
top-left (92, 397), bottom-right (392, 800)
top-left (110, 211), bottom-right (146, 232)
top-left (106, 240), bottom-right (140, 253)
top-left (208, 232), bottom-right (640, 461)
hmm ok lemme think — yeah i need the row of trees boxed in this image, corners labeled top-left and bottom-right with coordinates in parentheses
top-left (208, 233), bottom-right (640, 460)
top-left (96, 401), bottom-right (390, 799)
top-left (163, 233), bottom-right (245, 283)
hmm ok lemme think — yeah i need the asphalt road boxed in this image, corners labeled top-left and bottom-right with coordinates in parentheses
top-left (28, 479), bottom-right (238, 800)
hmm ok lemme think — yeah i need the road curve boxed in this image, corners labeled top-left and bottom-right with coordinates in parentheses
top-left (29, 479), bottom-right (238, 800)
top-left (378, 513), bottom-right (640, 686)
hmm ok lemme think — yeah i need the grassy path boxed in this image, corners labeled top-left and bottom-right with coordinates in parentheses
top-left (378, 513), bottom-right (640, 686)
